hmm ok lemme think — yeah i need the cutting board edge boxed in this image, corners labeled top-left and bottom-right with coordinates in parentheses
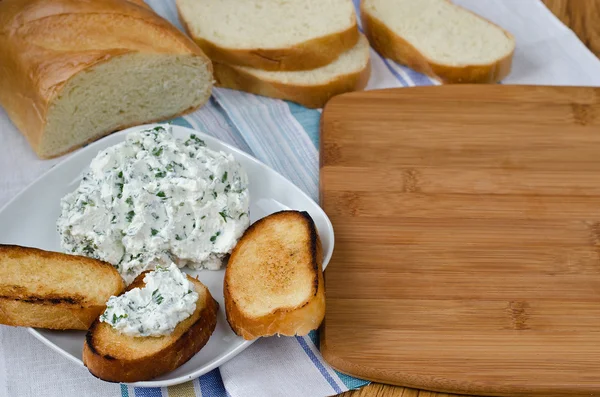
top-left (319, 339), bottom-right (600, 397)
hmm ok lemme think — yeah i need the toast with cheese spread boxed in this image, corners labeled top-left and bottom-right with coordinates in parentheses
top-left (0, 245), bottom-right (124, 330)
top-left (224, 211), bottom-right (325, 340)
top-left (83, 273), bottom-right (218, 383)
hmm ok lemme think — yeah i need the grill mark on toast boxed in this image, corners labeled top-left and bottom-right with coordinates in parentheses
top-left (0, 293), bottom-right (85, 305)
top-left (86, 321), bottom-right (101, 356)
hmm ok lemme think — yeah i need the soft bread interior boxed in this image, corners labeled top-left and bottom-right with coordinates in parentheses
top-left (227, 217), bottom-right (316, 318)
top-left (41, 53), bottom-right (212, 158)
top-left (363, 0), bottom-right (514, 65)
top-left (90, 277), bottom-right (208, 359)
top-left (237, 34), bottom-right (370, 85)
top-left (177, 0), bottom-right (356, 49)
top-left (0, 246), bottom-right (122, 306)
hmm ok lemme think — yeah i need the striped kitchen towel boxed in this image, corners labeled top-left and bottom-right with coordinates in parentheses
top-left (2, 0), bottom-right (600, 396)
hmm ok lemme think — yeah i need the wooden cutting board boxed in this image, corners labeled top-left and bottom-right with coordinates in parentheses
top-left (319, 85), bottom-right (600, 397)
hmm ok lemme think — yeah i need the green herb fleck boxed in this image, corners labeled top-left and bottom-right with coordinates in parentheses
top-left (125, 196), bottom-right (133, 205)
top-left (82, 244), bottom-right (95, 255)
top-left (219, 211), bottom-right (228, 223)
top-left (155, 171), bottom-right (166, 178)
top-left (151, 229), bottom-right (159, 236)
top-left (201, 215), bottom-right (206, 220)
top-left (156, 191), bottom-right (166, 198)
top-left (185, 134), bottom-right (206, 147)
top-left (175, 235), bottom-right (182, 241)
top-left (116, 183), bottom-right (124, 198)
top-left (152, 147), bottom-right (163, 157)
top-left (166, 163), bottom-right (174, 172)
top-left (152, 289), bottom-right (164, 305)
top-left (111, 313), bottom-right (127, 324)
top-left (209, 175), bottom-right (214, 181)
top-left (111, 215), bottom-right (117, 224)
top-left (118, 171), bottom-right (123, 178)
top-left (212, 191), bottom-right (217, 199)
top-left (221, 172), bottom-right (228, 183)
top-left (210, 231), bottom-right (221, 243)
top-left (239, 213), bottom-right (246, 219)
top-left (126, 210), bottom-right (135, 223)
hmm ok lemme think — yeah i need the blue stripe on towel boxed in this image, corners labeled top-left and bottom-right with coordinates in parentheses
top-left (198, 369), bottom-right (228, 397)
top-left (336, 372), bottom-right (371, 390)
top-left (133, 387), bottom-right (162, 397)
top-left (400, 65), bottom-right (435, 86)
top-left (296, 336), bottom-right (343, 394)
top-left (286, 102), bottom-right (320, 149)
top-left (169, 117), bottom-right (194, 129)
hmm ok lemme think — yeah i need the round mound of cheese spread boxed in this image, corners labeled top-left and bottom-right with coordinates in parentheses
top-left (57, 125), bottom-right (250, 284)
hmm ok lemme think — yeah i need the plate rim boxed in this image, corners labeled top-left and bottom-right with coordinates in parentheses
top-left (0, 122), bottom-right (334, 388)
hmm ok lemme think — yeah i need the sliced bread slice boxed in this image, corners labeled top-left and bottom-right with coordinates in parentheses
top-left (0, 245), bottom-right (124, 330)
top-left (361, 0), bottom-right (515, 84)
top-left (213, 34), bottom-right (371, 108)
top-left (176, 0), bottom-right (359, 71)
top-left (83, 273), bottom-right (218, 383)
top-left (224, 211), bottom-right (325, 340)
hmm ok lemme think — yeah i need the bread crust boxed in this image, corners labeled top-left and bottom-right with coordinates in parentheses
top-left (0, 244), bottom-right (124, 330)
top-left (83, 275), bottom-right (218, 383)
top-left (360, 1), bottom-right (515, 84)
top-left (224, 211), bottom-right (326, 340)
top-left (177, 2), bottom-right (359, 72)
top-left (0, 0), bottom-right (212, 159)
top-left (213, 60), bottom-right (371, 109)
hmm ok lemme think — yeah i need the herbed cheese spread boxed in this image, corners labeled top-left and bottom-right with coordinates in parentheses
top-left (100, 263), bottom-right (198, 337)
top-left (57, 125), bottom-right (250, 284)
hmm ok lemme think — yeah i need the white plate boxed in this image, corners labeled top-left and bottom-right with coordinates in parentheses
top-left (0, 123), bottom-right (334, 387)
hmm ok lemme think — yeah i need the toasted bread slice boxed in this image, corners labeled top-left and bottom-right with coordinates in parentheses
top-left (83, 273), bottom-right (218, 383)
top-left (224, 211), bottom-right (325, 340)
top-left (0, 245), bottom-right (124, 330)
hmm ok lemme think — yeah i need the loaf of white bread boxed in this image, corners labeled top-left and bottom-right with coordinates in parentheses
top-left (0, 0), bottom-right (213, 159)
top-left (361, 0), bottom-right (515, 84)
top-left (177, 0), bottom-right (370, 108)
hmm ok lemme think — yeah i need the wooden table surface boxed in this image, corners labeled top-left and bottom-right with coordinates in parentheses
top-left (336, 1), bottom-right (600, 396)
